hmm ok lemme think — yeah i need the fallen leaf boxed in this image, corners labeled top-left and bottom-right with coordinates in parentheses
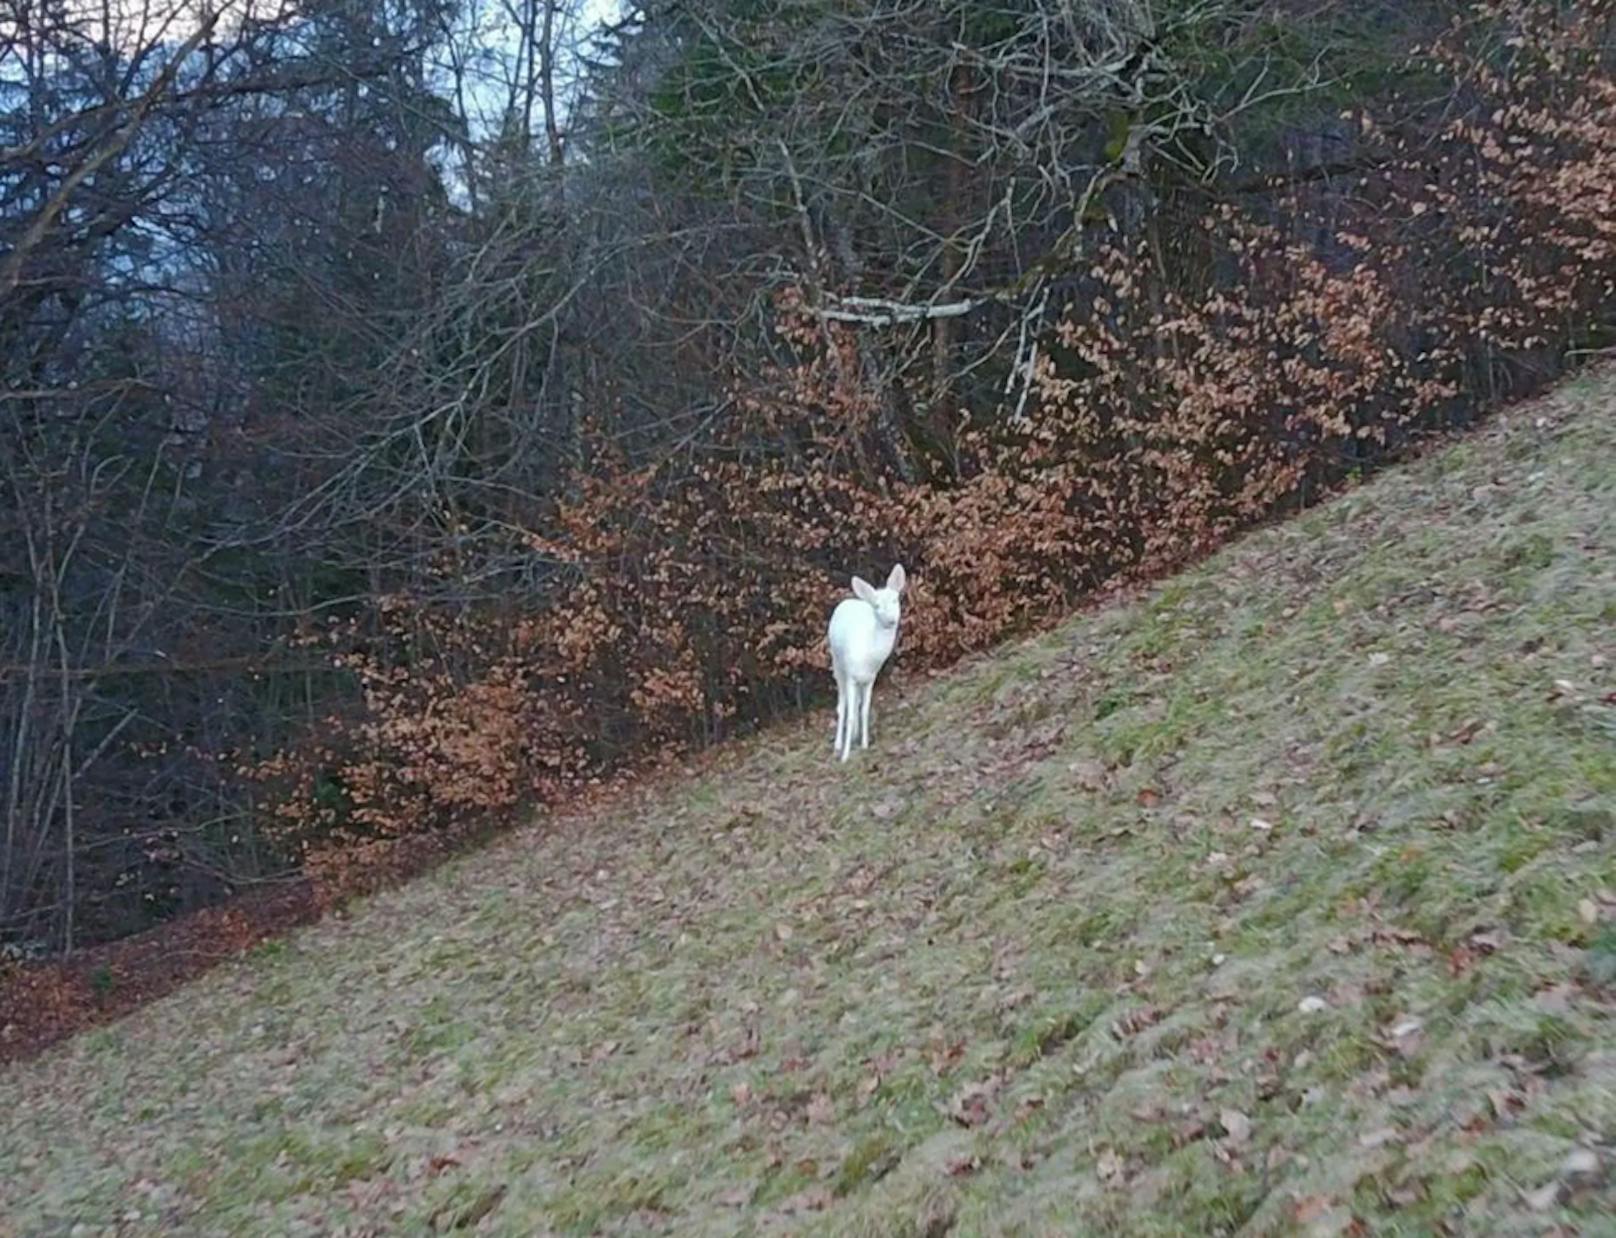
top-left (1096, 1148), bottom-right (1124, 1181)
top-left (1560, 1146), bottom-right (1601, 1185)
top-left (1219, 1108), bottom-right (1252, 1146)
top-left (1136, 787), bottom-right (1162, 808)
top-left (1371, 925), bottom-right (1426, 947)
top-left (1172, 1118), bottom-right (1208, 1147)
top-left (1111, 1005), bottom-right (1163, 1038)
top-left (929, 1038), bottom-right (965, 1075)
top-left (947, 1078), bottom-right (1000, 1128)
top-left (1293, 1194), bottom-right (1335, 1223)
top-left (727, 1027), bottom-right (760, 1062)
top-left (996, 988), bottom-right (1034, 1013)
top-left (437, 1184), bottom-right (506, 1231)
top-left (1534, 983), bottom-right (1575, 1014)
top-left (1068, 759), bottom-right (1110, 790)
top-left (1388, 1181), bottom-right (1423, 1207)
top-left (1486, 1088), bottom-right (1522, 1119)
top-left (1384, 1016), bottom-right (1424, 1057)
top-left (1527, 1181), bottom-right (1562, 1211)
top-left (805, 1092), bottom-right (834, 1125)
top-left (775, 1185), bottom-right (832, 1215)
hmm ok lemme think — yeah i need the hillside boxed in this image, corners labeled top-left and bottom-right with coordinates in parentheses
top-left (2, 369), bottom-right (1614, 1236)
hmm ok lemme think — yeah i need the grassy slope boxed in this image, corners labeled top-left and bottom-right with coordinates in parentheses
top-left (3, 371), bottom-right (1615, 1238)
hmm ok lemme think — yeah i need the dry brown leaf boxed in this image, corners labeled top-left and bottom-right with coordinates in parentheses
top-left (1096, 1148), bottom-right (1124, 1181)
top-left (948, 1079), bottom-right (999, 1128)
top-left (805, 1092), bottom-right (834, 1125)
top-left (1111, 1005), bottom-right (1164, 1038)
top-left (944, 1154), bottom-right (981, 1177)
top-left (1219, 1108), bottom-right (1252, 1146)
top-left (1015, 1096), bottom-right (1046, 1121)
top-left (1172, 1118), bottom-right (1208, 1148)
top-left (1068, 759), bottom-right (1110, 790)
top-left (1293, 1194), bottom-right (1335, 1223)
top-left (727, 1027), bottom-right (760, 1062)
top-left (1527, 1181), bottom-right (1563, 1211)
top-left (775, 1185), bottom-right (832, 1215)
top-left (1383, 1016), bottom-right (1424, 1058)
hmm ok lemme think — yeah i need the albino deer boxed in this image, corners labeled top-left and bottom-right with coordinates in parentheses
top-left (828, 564), bottom-right (906, 762)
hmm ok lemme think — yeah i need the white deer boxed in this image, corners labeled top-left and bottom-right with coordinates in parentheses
top-left (828, 564), bottom-right (907, 762)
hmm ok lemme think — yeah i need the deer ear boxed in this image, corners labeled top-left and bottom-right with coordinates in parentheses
top-left (887, 564), bottom-right (907, 593)
top-left (851, 576), bottom-right (877, 603)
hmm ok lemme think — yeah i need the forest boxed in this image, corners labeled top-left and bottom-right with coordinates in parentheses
top-left (3, 0), bottom-right (1614, 962)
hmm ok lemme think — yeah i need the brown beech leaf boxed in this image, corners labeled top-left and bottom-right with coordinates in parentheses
top-left (948, 1079), bottom-right (1000, 1128)
top-left (1111, 1005), bottom-right (1163, 1039)
top-left (944, 1154), bottom-right (981, 1177)
top-left (1219, 1108), bottom-right (1252, 1146)
top-left (1096, 1148), bottom-right (1124, 1181)
top-left (805, 1092), bottom-right (834, 1125)
top-left (1293, 1194), bottom-right (1336, 1224)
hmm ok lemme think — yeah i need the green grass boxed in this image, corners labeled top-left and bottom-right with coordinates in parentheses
top-left (3, 371), bottom-right (1615, 1235)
